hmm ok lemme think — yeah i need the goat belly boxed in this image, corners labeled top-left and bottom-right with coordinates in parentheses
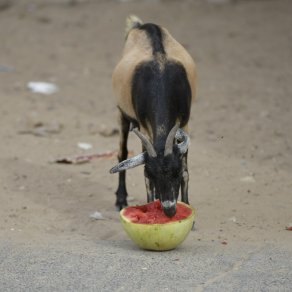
top-left (123, 200), bottom-right (192, 224)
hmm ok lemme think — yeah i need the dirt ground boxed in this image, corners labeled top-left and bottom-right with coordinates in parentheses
top-left (0, 0), bottom-right (291, 252)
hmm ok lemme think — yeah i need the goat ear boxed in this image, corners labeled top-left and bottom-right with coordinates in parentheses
top-left (110, 152), bottom-right (146, 173)
top-left (176, 129), bottom-right (190, 154)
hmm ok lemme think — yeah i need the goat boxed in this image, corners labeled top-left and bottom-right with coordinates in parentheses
top-left (110, 16), bottom-right (197, 217)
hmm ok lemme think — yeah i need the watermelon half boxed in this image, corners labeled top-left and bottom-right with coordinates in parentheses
top-left (120, 200), bottom-right (195, 251)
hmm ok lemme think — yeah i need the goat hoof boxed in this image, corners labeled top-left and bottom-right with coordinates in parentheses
top-left (191, 221), bottom-right (196, 231)
top-left (115, 202), bottom-right (128, 211)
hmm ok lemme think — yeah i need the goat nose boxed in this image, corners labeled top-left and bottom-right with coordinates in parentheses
top-left (162, 201), bottom-right (177, 218)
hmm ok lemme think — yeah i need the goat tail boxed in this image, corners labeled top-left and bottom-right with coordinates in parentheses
top-left (125, 15), bottom-right (143, 36)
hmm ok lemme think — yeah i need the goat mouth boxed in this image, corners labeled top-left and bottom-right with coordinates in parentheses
top-left (161, 200), bottom-right (177, 217)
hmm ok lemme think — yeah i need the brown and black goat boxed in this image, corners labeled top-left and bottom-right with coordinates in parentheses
top-left (110, 16), bottom-right (197, 217)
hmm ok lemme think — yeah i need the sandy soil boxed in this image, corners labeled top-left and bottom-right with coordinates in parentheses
top-left (0, 0), bottom-right (291, 250)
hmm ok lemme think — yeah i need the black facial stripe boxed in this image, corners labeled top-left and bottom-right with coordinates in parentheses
top-left (131, 60), bottom-right (191, 151)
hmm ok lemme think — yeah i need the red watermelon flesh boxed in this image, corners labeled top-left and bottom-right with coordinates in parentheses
top-left (123, 200), bottom-right (192, 224)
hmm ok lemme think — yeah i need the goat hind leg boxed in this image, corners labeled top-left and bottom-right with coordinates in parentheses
top-left (115, 114), bottom-right (130, 210)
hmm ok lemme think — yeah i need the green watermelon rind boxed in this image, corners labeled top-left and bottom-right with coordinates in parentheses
top-left (120, 201), bottom-right (195, 251)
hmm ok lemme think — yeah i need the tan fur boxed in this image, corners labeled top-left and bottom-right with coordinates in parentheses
top-left (112, 18), bottom-right (197, 138)
top-left (112, 28), bottom-right (152, 121)
top-left (125, 15), bottom-right (143, 37)
top-left (162, 27), bottom-right (197, 105)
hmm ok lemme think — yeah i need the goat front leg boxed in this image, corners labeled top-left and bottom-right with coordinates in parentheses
top-left (142, 145), bottom-right (155, 202)
top-left (115, 114), bottom-right (130, 210)
top-left (181, 151), bottom-right (189, 204)
top-left (144, 169), bottom-right (155, 202)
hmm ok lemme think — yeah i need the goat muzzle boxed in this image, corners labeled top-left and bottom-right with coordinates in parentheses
top-left (161, 200), bottom-right (177, 217)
